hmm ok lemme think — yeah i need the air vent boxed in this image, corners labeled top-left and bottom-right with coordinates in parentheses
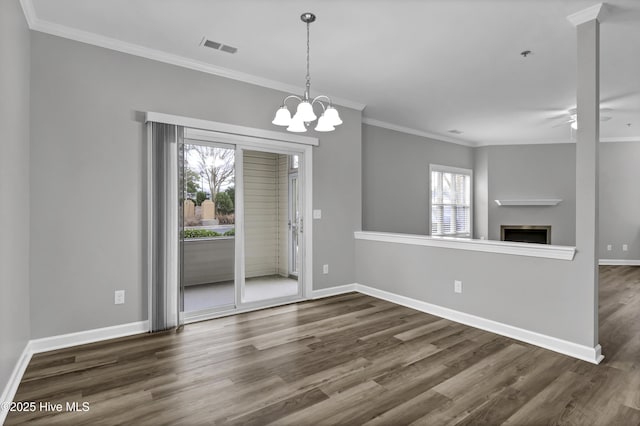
top-left (220, 45), bottom-right (237, 54)
top-left (448, 129), bottom-right (464, 134)
top-left (203, 40), bottom-right (222, 50)
top-left (201, 37), bottom-right (237, 54)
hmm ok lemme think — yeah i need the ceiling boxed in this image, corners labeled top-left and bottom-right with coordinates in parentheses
top-left (26, 0), bottom-right (640, 146)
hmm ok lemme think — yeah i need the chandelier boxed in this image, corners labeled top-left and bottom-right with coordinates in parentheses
top-left (272, 13), bottom-right (343, 133)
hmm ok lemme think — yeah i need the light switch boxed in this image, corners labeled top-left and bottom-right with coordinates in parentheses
top-left (313, 209), bottom-right (322, 219)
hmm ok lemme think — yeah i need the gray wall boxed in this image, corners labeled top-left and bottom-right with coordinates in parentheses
top-left (362, 124), bottom-right (474, 234)
top-left (355, 239), bottom-right (594, 346)
top-left (600, 142), bottom-right (640, 260)
top-left (482, 144), bottom-right (577, 246)
top-left (29, 32), bottom-right (361, 338)
top-left (0, 0), bottom-right (31, 398)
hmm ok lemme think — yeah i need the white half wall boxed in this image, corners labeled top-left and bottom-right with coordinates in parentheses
top-left (355, 233), bottom-right (598, 350)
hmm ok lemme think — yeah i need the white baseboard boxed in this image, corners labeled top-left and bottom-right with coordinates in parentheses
top-left (29, 321), bottom-right (149, 354)
top-left (1, 321), bottom-right (149, 423)
top-left (0, 342), bottom-right (32, 424)
top-left (355, 283), bottom-right (604, 365)
top-left (599, 259), bottom-right (640, 266)
top-left (311, 284), bottom-right (357, 299)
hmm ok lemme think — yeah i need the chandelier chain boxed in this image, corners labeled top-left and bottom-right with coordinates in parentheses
top-left (305, 21), bottom-right (311, 98)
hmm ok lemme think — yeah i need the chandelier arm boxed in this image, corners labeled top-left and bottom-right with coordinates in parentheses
top-left (282, 95), bottom-right (303, 107)
top-left (311, 97), bottom-right (328, 112)
top-left (311, 95), bottom-right (332, 106)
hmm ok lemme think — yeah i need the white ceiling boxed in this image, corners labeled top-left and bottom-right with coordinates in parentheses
top-left (27, 0), bottom-right (640, 146)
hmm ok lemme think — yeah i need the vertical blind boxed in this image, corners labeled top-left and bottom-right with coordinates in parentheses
top-left (149, 122), bottom-right (183, 332)
top-left (431, 167), bottom-right (471, 237)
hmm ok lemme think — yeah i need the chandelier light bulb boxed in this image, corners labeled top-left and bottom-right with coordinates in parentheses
top-left (287, 117), bottom-right (307, 133)
top-left (314, 114), bottom-right (335, 132)
top-left (324, 106), bottom-right (343, 126)
top-left (272, 106), bottom-right (292, 126)
top-left (296, 101), bottom-right (317, 122)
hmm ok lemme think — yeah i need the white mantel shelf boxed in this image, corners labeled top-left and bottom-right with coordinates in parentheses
top-left (494, 199), bottom-right (562, 206)
top-left (354, 231), bottom-right (576, 261)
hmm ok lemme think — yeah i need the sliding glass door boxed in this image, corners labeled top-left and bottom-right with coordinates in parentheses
top-left (177, 128), bottom-right (307, 322)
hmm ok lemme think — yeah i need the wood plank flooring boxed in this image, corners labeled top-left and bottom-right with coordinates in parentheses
top-left (6, 265), bottom-right (640, 425)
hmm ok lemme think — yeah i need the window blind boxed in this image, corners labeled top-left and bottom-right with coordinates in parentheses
top-left (431, 166), bottom-right (472, 237)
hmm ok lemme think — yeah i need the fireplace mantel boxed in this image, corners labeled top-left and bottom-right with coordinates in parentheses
top-left (494, 199), bottom-right (562, 206)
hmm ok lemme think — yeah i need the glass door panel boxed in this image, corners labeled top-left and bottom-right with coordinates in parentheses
top-left (181, 140), bottom-right (236, 316)
top-left (241, 150), bottom-right (302, 304)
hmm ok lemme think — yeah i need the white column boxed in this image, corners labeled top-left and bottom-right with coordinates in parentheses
top-left (568, 4), bottom-right (605, 348)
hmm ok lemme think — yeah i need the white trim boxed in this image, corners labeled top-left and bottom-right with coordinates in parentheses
top-left (601, 137), bottom-right (640, 143)
top-left (362, 118), bottom-right (477, 147)
top-left (355, 283), bottom-right (604, 364)
top-left (311, 284), bottom-right (357, 299)
top-left (599, 259), bottom-right (640, 266)
top-left (185, 297), bottom-right (308, 324)
top-left (567, 3), bottom-right (607, 26)
top-left (495, 199), bottom-right (562, 206)
top-left (18, 0), bottom-right (37, 27)
top-left (29, 321), bottom-right (149, 354)
top-left (1, 321), bottom-right (149, 420)
top-left (18, 0), bottom-right (365, 111)
top-left (146, 123), bottom-right (154, 332)
top-left (458, 137), bottom-right (640, 148)
top-left (430, 164), bottom-right (472, 175)
top-left (148, 112), bottom-right (319, 146)
top-left (0, 342), bottom-right (32, 424)
top-left (482, 139), bottom-right (576, 147)
top-left (355, 231), bottom-right (576, 261)
top-left (303, 149), bottom-right (314, 299)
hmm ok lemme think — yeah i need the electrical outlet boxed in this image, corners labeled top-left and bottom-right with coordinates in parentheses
top-left (623, 244), bottom-right (629, 252)
top-left (323, 264), bottom-right (329, 274)
top-left (607, 244), bottom-right (612, 251)
top-left (114, 290), bottom-right (125, 305)
top-left (454, 280), bottom-right (462, 294)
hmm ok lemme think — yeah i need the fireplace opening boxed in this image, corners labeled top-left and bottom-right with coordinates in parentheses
top-left (501, 225), bottom-right (551, 245)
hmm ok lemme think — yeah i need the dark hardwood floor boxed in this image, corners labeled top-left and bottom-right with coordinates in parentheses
top-left (6, 266), bottom-right (640, 425)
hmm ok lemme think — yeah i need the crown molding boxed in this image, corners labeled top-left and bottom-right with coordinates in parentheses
top-left (567, 3), bottom-right (608, 26)
top-left (19, 0), bottom-right (38, 28)
top-left (601, 136), bottom-right (640, 143)
top-left (362, 117), bottom-right (477, 147)
top-left (18, 0), bottom-right (365, 112)
top-left (480, 139), bottom-right (575, 147)
top-left (480, 135), bottom-right (640, 147)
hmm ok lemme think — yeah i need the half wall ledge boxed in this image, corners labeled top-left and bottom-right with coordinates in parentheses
top-left (354, 231), bottom-right (576, 261)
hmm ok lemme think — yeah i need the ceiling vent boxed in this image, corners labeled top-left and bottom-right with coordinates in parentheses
top-left (448, 129), bottom-right (464, 134)
top-left (201, 37), bottom-right (237, 54)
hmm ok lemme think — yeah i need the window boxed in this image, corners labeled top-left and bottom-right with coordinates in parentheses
top-left (430, 165), bottom-right (472, 238)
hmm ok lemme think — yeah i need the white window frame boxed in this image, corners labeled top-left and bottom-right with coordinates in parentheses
top-left (429, 164), bottom-right (473, 238)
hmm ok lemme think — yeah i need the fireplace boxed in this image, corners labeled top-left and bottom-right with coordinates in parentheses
top-left (501, 225), bottom-right (551, 245)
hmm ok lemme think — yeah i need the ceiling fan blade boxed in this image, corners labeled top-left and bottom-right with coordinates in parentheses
top-left (552, 119), bottom-right (573, 128)
top-left (601, 92), bottom-right (640, 105)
